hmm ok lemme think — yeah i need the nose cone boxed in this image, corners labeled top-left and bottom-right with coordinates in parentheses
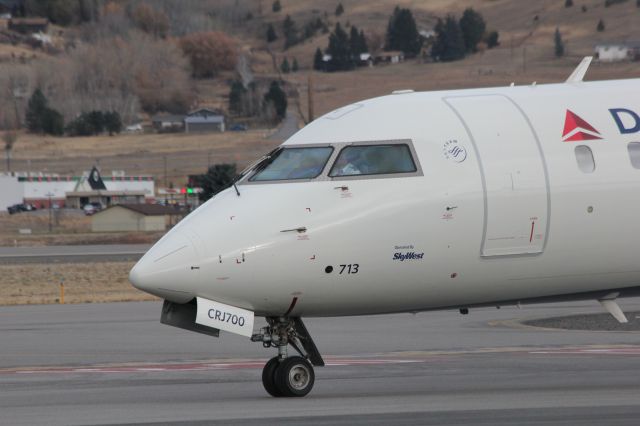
top-left (130, 230), bottom-right (201, 303)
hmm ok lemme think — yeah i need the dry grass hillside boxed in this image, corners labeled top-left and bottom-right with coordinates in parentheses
top-left (9, 129), bottom-right (281, 184)
top-left (260, 0), bottom-right (640, 118)
top-left (267, 0), bottom-right (640, 64)
top-left (4, 0), bottom-right (640, 181)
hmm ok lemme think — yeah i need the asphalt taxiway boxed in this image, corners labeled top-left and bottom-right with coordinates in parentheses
top-left (0, 244), bottom-right (149, 264)
top-left (1, 300), bottom-right (640, 425)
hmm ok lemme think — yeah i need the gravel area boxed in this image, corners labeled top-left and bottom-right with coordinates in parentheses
top-left (525, 311), bottom-right (640, 331)
top-left (0, 261), bottom-right (157, 305)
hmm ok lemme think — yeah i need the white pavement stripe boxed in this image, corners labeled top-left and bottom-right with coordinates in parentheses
top-left (0, 251), bottom-right (146, 258)
top-left (6, 359), bottom-right (424, 375)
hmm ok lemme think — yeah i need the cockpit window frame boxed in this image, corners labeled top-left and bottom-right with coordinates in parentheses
top-left (328, 142), bottom-right (418, 179)
top-left (247, 145), bottom-right (334, 182)
top-left (239, 139), bottom-right (422, 185)
top-left (326, 139), bottom-right (423, 181)
top-left (240, 143), bottom-right (335, 185)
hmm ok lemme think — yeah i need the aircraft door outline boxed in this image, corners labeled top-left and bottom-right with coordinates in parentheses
top-left (444, 94), bottom-right (551, 257)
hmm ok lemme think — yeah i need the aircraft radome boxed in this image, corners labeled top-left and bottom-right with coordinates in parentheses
top-left (130, 57), bottom-right (640, 397)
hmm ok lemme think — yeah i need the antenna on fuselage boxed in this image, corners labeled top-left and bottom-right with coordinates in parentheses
top-left (566, 56), bottom-right (593, 83)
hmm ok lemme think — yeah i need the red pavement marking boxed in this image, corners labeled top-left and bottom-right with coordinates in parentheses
top-left (2, 358), bottom-right (422, 376)
top-left (530, 348), bottom-right (640, 355)
top-left (5, 346), bottom-right (640, 376)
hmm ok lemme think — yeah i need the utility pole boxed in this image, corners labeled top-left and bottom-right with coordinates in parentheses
top-left (163, 155), bottom-right (168, 188)
top-left (307, 73), bottom-right (314, 123)
top-left (510, 35), bottom-right (514, 61)
top-left (45, 192), bottom-right (54, 233)
top-left (7, 84), bottom-right (21, 128)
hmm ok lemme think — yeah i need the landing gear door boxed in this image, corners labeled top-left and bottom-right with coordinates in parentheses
top-left (445, 95), bottom-right (549, 257)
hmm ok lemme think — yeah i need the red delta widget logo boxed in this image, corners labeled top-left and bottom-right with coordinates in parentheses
top-left (562, 108), bottom-right (640, 142)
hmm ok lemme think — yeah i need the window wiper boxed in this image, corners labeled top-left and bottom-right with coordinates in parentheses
top-left (231, 147), bottom-right (282, 197)
top-left (232, 178), bottom-right (240, 197)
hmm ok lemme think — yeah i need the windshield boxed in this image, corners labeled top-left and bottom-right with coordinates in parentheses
top-left (249, 147), bottom-right (334, 181)
top-left (329, 144), bottom-right (416, 177)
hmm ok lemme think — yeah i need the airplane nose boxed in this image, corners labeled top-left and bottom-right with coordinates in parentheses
top-left (129, 260), bottom-right (154, 293)
top-left (129, 230), bottom-right (201, 303)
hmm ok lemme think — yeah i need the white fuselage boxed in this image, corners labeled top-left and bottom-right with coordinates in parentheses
top-left (130, 79), bottom-right (640, 317)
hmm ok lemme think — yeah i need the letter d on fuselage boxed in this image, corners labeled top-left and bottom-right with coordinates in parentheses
top-left (609, 108), bottom-right (640, 134)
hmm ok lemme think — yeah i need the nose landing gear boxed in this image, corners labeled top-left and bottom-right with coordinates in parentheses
top-left (251, 317), bottom-right (324, 397)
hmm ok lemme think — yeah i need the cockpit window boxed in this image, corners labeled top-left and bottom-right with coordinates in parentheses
top-left (249, 147), bottom-right (334, 181)
top-left (329, 144), bottom-right (416, 177)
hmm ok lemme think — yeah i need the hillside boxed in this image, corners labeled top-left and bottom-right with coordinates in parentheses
top-left (2, 0), bottom-right (640, 183)
top-left (258, 0), bottom-right (640, 117)
top-left (262, 0), bottom-right (640, 66)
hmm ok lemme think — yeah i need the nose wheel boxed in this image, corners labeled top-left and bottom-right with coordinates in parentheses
top-left (252, 317), bottom-right (324, 397)
top-left (262, 356), bottom-right (315, 397)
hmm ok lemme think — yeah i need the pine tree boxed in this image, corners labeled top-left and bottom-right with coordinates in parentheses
top-left (431, 16), bottom-right (466, 62)
top-left (327, 22), bottom-right (353, 71)
top-left (385, 6), bottom-right (422, 55)
top-left (554, 27), bottom-right (565, 57)
top-left (459, 8), bottom-right (486, 52)
top-left (104, 111), bottom-right (122, 136)
top-left (229, 81), bottom-right (247, 115)
top-left (565, 0), bottom-right (573, 7)
top-left (272, 0), bottom-right (281, 13)
top-left (348, 25), bottom-right (369, 58)
top-left (486, 31), bottom-right (500, 48)
top-left (597, 19), bottom-right (605, 32)
top-left (25, 88), bottom-right (48, 133)
top-left (349, 25), bottom-right (361, 55)
top-left (87, 111), bottom-right (105, 134)
top-left (41, 108), bottom-right (64, 136)
top-left (313, 47), bottom-right (324, 71)
top-left (386, 6), bottom-right (400, 50)
top-left (283, 14), bottom-right (298, 49)
top-left (292, 58), bottom-right (299, 72)
top-left (263, 81), bottom-right (287, 120)
top-left (281, 57), bottom-right (290, 73)
top-left (266, 23), bottom-right (277, 42)
top-left (358, 29), bottom-right (368, 53)
top-left (199, 164), bottom-right (237, 201)
top-left (335, 3), bottom-right (344, 16)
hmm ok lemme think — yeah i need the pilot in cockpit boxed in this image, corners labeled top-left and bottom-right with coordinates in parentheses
top-left (287, 152), bottom-right (327, 179)
top-left (336, 150), bottom-right (365, 175)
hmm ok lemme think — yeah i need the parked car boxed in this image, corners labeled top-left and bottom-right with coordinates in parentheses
top-left (83, 202), bottom-right (103, 216)
top-left (125, 123), bottom-right (143, 133)
top-left (230, 123), bottom-right (248, 131)
top-left (7, 203), bottom-right (36, 214)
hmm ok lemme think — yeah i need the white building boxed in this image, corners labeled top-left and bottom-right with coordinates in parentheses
top-left (595, 43), bottom-right (640, 62)
top-left (0, 175), bottom-right (23, 211)
top-left (0, 170), bottom-right (155, 211)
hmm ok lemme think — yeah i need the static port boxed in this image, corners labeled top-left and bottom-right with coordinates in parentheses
top-left (325, 266), bottom-right (333, 274)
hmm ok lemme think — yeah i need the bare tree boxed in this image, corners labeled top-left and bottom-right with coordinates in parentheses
top-left (366, 31), bottom-right (385, 55)
top-left (79, 1), bottom-right (133, 41)
top-left (0, 64), bottom-right (30, 129)
top-left (33, 28), bottom-right (193, 121)
top-left (2, 130), bottom-right (17, 173)
top-left (131, 3), bottom-right (169, 38)
top-left (236, 53), bottom-right (254, 88)
top-left (180, 31), bottom-right (238, 78)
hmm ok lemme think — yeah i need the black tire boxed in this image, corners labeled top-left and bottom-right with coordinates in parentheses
top-left (275, 356), bottom-right (315, 397)
top-left (262, 357), bottom-right (284, 397)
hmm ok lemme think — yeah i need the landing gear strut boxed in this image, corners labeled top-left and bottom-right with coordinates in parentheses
top-left (251, 317), bottom-right (324, 397)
